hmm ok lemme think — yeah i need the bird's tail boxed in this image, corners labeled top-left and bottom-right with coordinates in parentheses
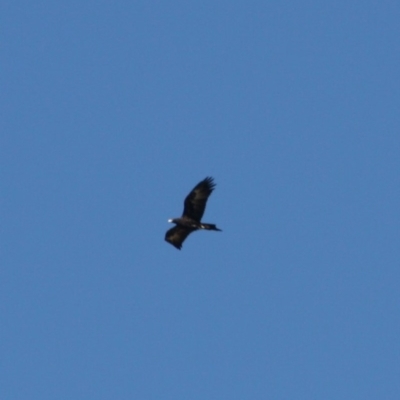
top-left (201, 223), bottom-right (222, 231)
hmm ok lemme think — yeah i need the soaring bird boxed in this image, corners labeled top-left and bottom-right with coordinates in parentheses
top-left (165, 177), bottom-right (222, 250)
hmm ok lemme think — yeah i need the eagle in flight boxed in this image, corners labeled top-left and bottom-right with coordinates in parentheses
top-left (165, 177), bottom-right (222, 250)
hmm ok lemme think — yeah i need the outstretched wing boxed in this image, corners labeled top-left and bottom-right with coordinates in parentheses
top-left (182, 177), bottom-right (216, 221)
top-left (165, 225), bottom-right (196, 250)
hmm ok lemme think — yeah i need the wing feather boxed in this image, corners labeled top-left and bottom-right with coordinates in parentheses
top-left (165, 225), bottom-right (196, 250)
top-left (182, 177), bottom-right (216, 221)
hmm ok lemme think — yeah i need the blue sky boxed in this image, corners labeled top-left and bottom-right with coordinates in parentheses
top-left (2, 1), bottom-right (400, 399)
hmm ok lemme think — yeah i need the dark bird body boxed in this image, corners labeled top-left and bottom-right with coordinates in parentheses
top-left (165, 177), bottom-right (222, 250)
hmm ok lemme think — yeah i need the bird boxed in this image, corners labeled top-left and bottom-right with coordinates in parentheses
top-left (165, 177), bottom-right (222, 250)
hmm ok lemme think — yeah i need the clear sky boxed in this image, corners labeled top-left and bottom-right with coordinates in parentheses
top-left (2, 1), bottom-right (399, 399)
